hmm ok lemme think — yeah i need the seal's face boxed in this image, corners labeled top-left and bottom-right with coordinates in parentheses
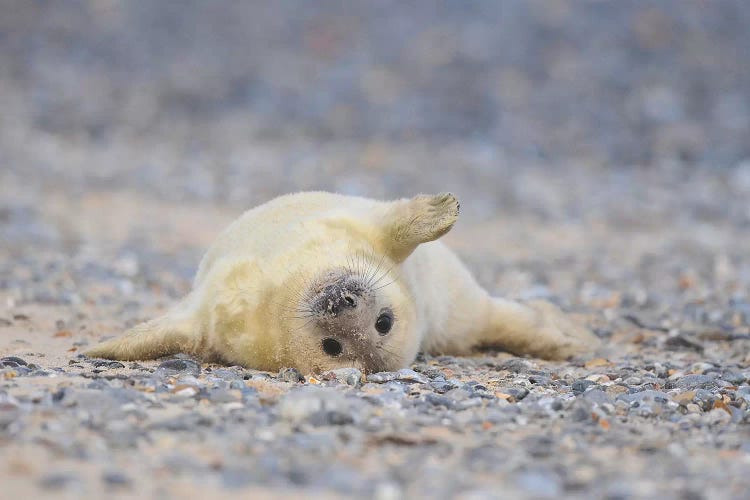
top-left (287, 263), bottom-right (417, 374)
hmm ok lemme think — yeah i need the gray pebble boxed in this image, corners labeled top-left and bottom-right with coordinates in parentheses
top-left (39, 472), bottom-right (78, 490)
top-left (571, 379), bottom-right (595, 394)
top-left (0, 356), bottom-right (27, 368)
top-left (91, 359), bottom-right (126, 370)
top-left (155, 358), bottom-right (201, 377)
top-left (367, 372), bottom-right (397, 383)
top-left (618, 390), bottom-right (671, 406)
top-left (721, 371), bottom-right (747, 385)
top-left (278, 386), bottom-right (354, 425)
top-left (517, 469), bottom-right (561, 497)
top-left (500, 387), bottom-right (530, 401)
top-left (212, 368), bottom-right (244, 381)
top-left (278, 367), bottom-right (305, 383)
top-left (496, 358), bottom-right (534, 373)
top-left (430, 380), bottom-right (458, 394)
top-left (328, 367), bottom-right (363, 386)
top-left (102, 471), bottom-right (132, 489)
top-left (425, 393), bottom-right (456, 409)
top-left (582, 388), bottom-right (613, 406)
top-left (396, 368), bottom-right (429, 384)
top-left (669, 374), bottom-right (718, 391)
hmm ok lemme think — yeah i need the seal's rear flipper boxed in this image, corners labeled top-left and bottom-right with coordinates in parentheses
top-left (381, 192), bottom-right (460, 262)
top-left (477, 298), bottom-right (600, 360)
top-left (85, 310), bottom-right (201, 361)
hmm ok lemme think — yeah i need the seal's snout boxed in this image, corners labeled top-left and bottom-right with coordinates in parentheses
top-left (312, 278), bottom-right (366, 317)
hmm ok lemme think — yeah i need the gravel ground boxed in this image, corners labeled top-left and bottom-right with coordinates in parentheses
top-left (2, 2), bottom-right (750, 499)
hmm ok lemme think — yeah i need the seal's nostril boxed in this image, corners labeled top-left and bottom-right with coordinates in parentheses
top-left (344, 295), bottom-right (356, 307)
top-left (322, 338), bottom-right (343, 356)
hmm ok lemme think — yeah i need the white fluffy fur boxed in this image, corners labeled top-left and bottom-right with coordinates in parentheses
top-left (87, 192), bottom-right (599, 373)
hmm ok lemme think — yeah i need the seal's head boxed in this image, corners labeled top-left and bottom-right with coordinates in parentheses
top-left (283, 255), bottom-right (417, 374)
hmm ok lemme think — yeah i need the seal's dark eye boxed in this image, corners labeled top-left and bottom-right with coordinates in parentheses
top-left (375, 312), bottom-right (393, 335)
top-left (322, 338), bottom-right (342, 356)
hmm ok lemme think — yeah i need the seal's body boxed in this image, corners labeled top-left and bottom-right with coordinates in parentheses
top-left (87, 192), bottom-right (598, 373)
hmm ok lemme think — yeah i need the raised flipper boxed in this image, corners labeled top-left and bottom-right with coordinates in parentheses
top-left (380, 192), bottom-right (460, 262)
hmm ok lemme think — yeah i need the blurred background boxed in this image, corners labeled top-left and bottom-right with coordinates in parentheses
top-left (1, 0), bottom-right (749, 307)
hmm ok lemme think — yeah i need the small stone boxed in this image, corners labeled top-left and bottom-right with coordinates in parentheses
top-left (584, 358), bottom-right (610, 369)
top-left (155, 358), bottom-right (201, 377)
top-left (496, 358), bottom-right (534, 373)
top-left (690, 362), bottom-right (716, 374)
top-left (278, 367), bottom-right (305, 383)
top-left (693, 389), bottom-right (717, 411)
top-left (706, 408), bottom-right (732, 424)
top-left (670, 374), bottom-right (718, 391)
top-left (686, 403), bottom-right (702, 413)
top-left (672, 391), bottom-right (696, 406)
top-left (396, 368), bottom-right (429, 384)
top-left (92, 360), bottom-right (126, 370)
top-left (39, 473), bottom-right (77, 490)
top-left (367, 372), bottom-right (397, 383)
top-left (0, 396), bottom-right (21, 429)
top-left (277, 386), bottom-right (354, 425)
top-left (665, 334), bottom-right (704, 353)
top-left (502, 387), bottom-right (530, 401)
top-left (516, 469), bottom-right (561, 497)
top-left (212, 368), bottom-right (243, 381)
top-left (582, 388), bottom-right (612, 406)
top-left (721, 371), bottom-right (747, 385)
top-left (424, 393), bottom-right (455, 409)
top-left (571, 379), bottom-right (595, 394)
top-left (0, 356), bottom-right (27, 368)
top-left (207, 387), bottom-right (240, 403)
top-left (102, 471), bottom-right (132, 489)
top-left (617, 390), bottom-right (671, 406)
top-left (308, 409), bottom-right (355, 426)
top-left (327, 368), bottom-right (363, 386)
top-left (605, 385), bottom-right (629, 398)
top-left (430, 380), bottom-right (457, 394)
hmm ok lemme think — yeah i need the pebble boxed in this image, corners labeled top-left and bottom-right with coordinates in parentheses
top-left (39, 472), bottom-right (78, 490)
top-left (327, 368), bottom-right (363, 386)
top-left (91, 359), bottom-right (126, 370)
top-left (517, 469), bottom-right (561, 497)
top-left (102, 471), bottom-right (132, 489)
top-left (721, 371), bottom-right (747, 385)
top-left (669, 375), bottom-right (718, 391)
top-left (155, 358), bottom-right (201, 377)
top-left (501, 387), bottom-right (530, 401)
top-left (618, 390), bottom-right (671, 406)
top-left (0, 356), bottom-right (28, 368)
top-left (686, 403), bottom-right (702, 414)
top-left (424, 393), bottom-right (456, 409)
top-left (278, 367), bottom-right (305, 383)
top-left (367, 372), bottom-right (397, 383)
top-left (277, 386), bottom-right (354, 425)
top-left (571, 380), bottom-right (595, 394)
top-left (582, 388), bottom-right (612, 406)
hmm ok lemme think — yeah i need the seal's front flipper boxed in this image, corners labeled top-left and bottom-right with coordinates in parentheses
top-left (85, 309), bottom-right (201, 361)
top-left (381, 192), bottom-right (460, 262)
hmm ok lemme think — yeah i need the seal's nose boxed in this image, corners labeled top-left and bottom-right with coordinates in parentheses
top-left (343, 293), bottom-right (357, 308)
top-left (326, 291), bottom-right (358, 316)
